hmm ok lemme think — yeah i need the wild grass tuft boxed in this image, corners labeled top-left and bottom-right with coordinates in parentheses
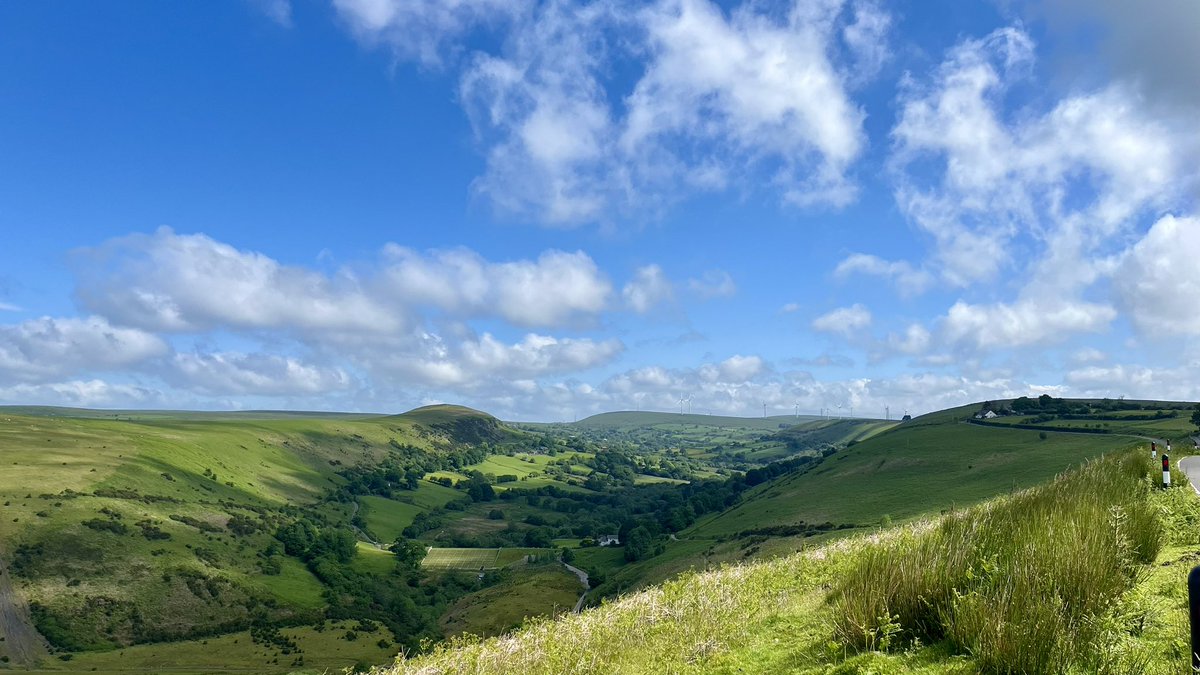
top-left (830, 450), bottom-right (1164, 673)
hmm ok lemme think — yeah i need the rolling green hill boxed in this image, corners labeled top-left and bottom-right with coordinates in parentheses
top-left (381, 447), bottom-right (1200, 675)
top-left (572, 410), bottom-right (818, 431)
top-left (2, 399), bottom-right (1195, 673)
top-left (0, 405), bottom-right (539, 670)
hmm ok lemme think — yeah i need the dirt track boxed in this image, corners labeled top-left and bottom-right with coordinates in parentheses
top-left (0, 543), bottom-right (49, 666)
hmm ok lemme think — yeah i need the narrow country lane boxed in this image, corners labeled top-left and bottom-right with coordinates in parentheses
top-left (563, 563), bottom-right (589, 613)
top-left (1178, 455), bottom-right (1200, 495)
top-left (0, 543), bottom-right (49, 667)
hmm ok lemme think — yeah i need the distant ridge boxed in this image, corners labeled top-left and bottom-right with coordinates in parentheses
top-left (573, 410), bottom-right (862, 431)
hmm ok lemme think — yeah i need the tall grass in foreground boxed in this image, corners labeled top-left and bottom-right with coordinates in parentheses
top-left (382, 557), bottom-right (812, 675)
top-left (830, 450), bottom-right (1163, 673)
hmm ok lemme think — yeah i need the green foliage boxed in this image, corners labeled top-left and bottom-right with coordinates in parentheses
top-left (1192, 403), bottom-right (1200, 432)
top-left (624, 526), bottom-right (653, 562)
top-left (830, 450), bottom-right (1163, 673)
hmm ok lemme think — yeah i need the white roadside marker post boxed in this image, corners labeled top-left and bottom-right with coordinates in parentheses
top-left (1152, 441), bottom-right (1157, 459)
top-left (1163, 454), bottom-right (1171, 489)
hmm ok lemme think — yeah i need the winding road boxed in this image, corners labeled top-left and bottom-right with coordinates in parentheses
top-left (349, 500), bottom-right (385, 549)
top-left (0, 544), bottom-right (49, 667)
top-left (1178, 454), bottom-right (1200, 495)
top-left (563, 563), bottom-right (589, 613)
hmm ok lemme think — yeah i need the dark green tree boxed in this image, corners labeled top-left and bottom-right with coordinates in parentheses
top-left (1191, 403), bottom-right (1200, 433)
top-left (624, 526), bottom-right (652, 562)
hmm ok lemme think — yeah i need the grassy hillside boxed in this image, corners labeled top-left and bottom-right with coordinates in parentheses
top-left (686, 404), bottom-right (1143, 538)
top-left (571, 411), bottom-right (816, 431)
top-left (0, 405), bottom-right (541, 669)
top-left (380, 447), bottom-right (1200, 674)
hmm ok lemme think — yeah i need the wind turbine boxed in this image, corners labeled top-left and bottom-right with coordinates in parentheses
top-left (678, 394), bottom-right (686, 415)
top-left (762, 402), bottom-right (767, 418)
top-left (794, 402), bottom-right (800, 418)
top-left (835, 403), bottom-right (843, 419)
top-left (686, 394), bottom-right (694, 415)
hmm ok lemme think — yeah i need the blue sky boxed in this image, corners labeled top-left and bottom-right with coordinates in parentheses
top-left (1, 0), bottom-right (1198, 420)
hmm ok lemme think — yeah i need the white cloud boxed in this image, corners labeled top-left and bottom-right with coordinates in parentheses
top-left (0, 316), bottom-right (167, 383)
top-left (0, 379), bottom-right (163, 407)
top-left (167, 352), bottom-right (352, 396)
top-left (1113, 214), bottom-right (1200, 335)
top-left (332, 0), bottom-right (524, 66)
top-left (779, 302), bottom-right (801, 314)
top-left (686, 269), bottom-right (736, 299)
top-left (75, 228), bottom-right (401, 336)
top-left (812, 304), bottom-right (871, 337)
top-left (891, 27), bottom-right (1183, 289)
top-left (0, 302), bottom-right (20, 312)
top-left (379, 332), bottom-right (624, 387)
top-left (622, 265), bottom-right (675, 313)
top-left (380, 245), bottom-right (612, 327)
top-left (834, 253), bottom-right (932, 296)
top-left (624, 0), bottom-right (867, 208)
top-left (454, 0), bottom-right (880, 224)
top-left (940, 299), bottom-right (1115, 350)
top-left (75, 228), bottom-right (613, 336)
top-left (699, 354), bottom-right (764, 383)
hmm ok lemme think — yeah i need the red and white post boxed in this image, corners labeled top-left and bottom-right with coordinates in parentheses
top-left (1152, 441), bottom-right (1157, 459)
top-left (1163, 454), bottom-right (1171, 489)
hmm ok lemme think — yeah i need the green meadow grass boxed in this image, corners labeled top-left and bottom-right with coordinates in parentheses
top-left (31, 620), bottom-right (398, 674)
top-left (382, 447), bottom-right (1199, 675)
top-left (359, 495), bottom-right (424, 542)
top-left (687, 417), bottom-right (1140, 538)
top-left (440, 563), bottom-right (584, 638)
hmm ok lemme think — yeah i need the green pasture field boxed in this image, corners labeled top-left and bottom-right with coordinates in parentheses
top-left (687, 412), bottom-right (1142, 539)
top-left (30, 620), bottom-right (398, 674)
top-left (359, 495), bottom-right (424, 542)
top-left (440, 563), bottom-right (584, 638)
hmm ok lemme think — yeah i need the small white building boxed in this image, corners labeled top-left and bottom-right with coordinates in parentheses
top-left (597, 534), bottom-right (620, 547)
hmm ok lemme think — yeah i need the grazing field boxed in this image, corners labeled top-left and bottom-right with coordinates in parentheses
top-left (359, 495), bottom-right (424, 542)
top-left (33, 620), bottom-right (399, 674)
top-left (440, 564), bottom-right (584, 638)
top-left (686, 410), bottom-right (1141, 538)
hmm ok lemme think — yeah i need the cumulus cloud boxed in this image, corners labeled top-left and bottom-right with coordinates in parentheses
top-left (1113, 214), bottom-right (1200, 335)
top-left (332, 0), bottom-right (524, 66)
top-left (940, 299), bottom-right (1116, 350)
top-left (891, 26), bottom-right (1183, 289)
top-left (74, 228), bottom-right (613, 336)
top-left (834, 253), bottom-right (932, 296)
top-left (622, 265), bottom-right (675, 313)
top-left (812, 304), bottom-right (871, 337)
top-left (377, 332), bottom-right (624, 387)
top-left (451, 0), bottom-right (880, 224)
top-left (0, 316), bottom-right (167, 383)
top-left (74, 228), bottom-right (401, 336)
top-left (166, 351), bottom-right (353, 396)
top-left (379, 244), bottom-right (612, 327)
top-left (0, 379), bottom-right (164, 407)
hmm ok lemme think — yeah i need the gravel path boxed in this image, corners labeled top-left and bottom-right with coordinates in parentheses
top-left (0, 543), bottom-right (49, 666)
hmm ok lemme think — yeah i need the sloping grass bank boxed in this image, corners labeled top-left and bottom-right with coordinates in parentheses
top-left (832, 451), bottom-right (1165, 673)
top-left (377, 449), bottom-right (1198, 674)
